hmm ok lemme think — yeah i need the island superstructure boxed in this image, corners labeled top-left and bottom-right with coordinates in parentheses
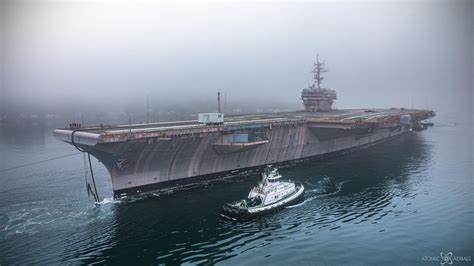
top-left (54, 55), bottom-right (435, 198)
top-left (301, 54), bottom-right (337, 112)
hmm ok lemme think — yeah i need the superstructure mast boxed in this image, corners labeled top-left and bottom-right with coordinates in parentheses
top-left (312, 54), bottom-right (328, 89)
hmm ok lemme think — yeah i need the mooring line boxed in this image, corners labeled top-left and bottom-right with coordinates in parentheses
top-left (0, 152), bottom-right (82, 172)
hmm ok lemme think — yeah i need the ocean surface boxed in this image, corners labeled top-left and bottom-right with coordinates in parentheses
top-left (0, 120), bottom-right (472, 265)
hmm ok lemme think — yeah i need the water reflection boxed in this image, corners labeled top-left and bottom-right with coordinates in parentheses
top-left (72, 133), bottom-right (432, 264)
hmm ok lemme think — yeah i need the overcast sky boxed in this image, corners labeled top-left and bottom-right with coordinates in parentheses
top-left (1, 0), bottom-right (472, 120)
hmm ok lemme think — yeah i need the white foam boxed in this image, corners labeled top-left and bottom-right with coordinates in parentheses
top-left (220, 214), bottom-right (237, 221)
top-left (96, 197), bottom-right (121, 205)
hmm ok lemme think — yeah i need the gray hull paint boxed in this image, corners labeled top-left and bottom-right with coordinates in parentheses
top-left (82, 124), bottom-right (409, 196)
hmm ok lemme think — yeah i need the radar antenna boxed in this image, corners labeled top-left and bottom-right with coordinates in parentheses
top-left (312, 54), bottom-right (328, 89)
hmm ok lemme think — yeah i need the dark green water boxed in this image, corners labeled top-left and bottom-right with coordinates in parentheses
top-left (0, 121), bottom-right (472, 265)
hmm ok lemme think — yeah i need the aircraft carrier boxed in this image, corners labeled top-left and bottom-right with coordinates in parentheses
top-left (54, 55), bottom-right (435, 199)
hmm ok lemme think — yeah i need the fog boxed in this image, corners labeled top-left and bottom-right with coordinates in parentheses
top-left (1, 0), bottom-right (472, 124)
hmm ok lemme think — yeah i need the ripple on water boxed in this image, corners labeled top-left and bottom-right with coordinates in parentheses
top-left (2, 125), bottom-right (473, 265)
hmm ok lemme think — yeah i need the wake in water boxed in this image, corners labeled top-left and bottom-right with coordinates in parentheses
top-left (0, 196), bottom-right (120, 240)
top-left (287, 178), bottom-right (350, 209)
top-left (220, 213), bottom-right (237, 221)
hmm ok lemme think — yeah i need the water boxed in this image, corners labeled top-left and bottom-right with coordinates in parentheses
top-left (0, 122), bottom-right (472, 265)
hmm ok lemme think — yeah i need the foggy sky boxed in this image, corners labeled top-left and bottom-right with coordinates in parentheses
top-left (1, 0), bottom-right (472, 121)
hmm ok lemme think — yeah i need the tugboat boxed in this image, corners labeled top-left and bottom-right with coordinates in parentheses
top-left (412, 123), bottom-right (428, 131)
top-left (222, 166), bottom-right (305, 219)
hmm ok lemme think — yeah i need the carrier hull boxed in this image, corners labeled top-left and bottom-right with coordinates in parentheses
top-left (54, 109), bottom-right (434, 198)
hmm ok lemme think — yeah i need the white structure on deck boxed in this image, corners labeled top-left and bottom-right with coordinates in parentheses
top-left (248, 168), bottom-right (298, 206)
top-left (198, 113), bottom-right (224, 124)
